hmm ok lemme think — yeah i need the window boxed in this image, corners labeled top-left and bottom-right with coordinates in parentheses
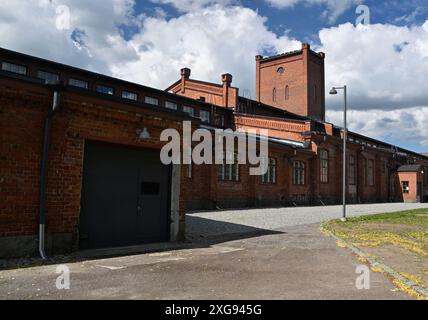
top-left (293, 161), bottom-right (305, 185)
top-left (349, 155), bottom-right (356, 185)
top-left (272, 88), bottom-right (277, 102)
top-left (402, 181), bottom-right (410, 194)
top-left (261, 158), bottom-right (277, 184)
top-left (215, 114), bottom-right (225, 127)
top-left (200, 110), bottom-right (210, 124)
top-left (199, 96), bottom-right (206, 102)
top-left (285, 85), bottom-right (289, 100)
top-left (1, 62), bottom-right (27, 75)
top-left (165, 101), bottom-right (178, 110)
top-left (367, 159), bottom-right (374, 186)
top-left (218, 153), bottom-right (239, 181)
top-left (320, 150), bottom-right (329, 183)
top-left (277, 67), bottom-right (284, 74)
top-left (145, 96), bottom-right (159, 106)
top-left (37, 70), bottom-right (59, 82)
top-left (69, 78), bottom-right (88, 89)
top-left (183, 106), bottom-right (195, 117)
top-left (122, 91), bottom-right (138, 101)
top-left (96, 85), bottom-right (114, 95)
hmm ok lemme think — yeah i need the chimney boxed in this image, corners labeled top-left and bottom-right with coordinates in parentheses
top-left (302, 43), bottom-right (310, 51)
top-left (222, 73), bottom-right (232, 108)
top-left (180, 68), bottom-right (191, 93)
top-left (255, 55), bottom-right (263, 101)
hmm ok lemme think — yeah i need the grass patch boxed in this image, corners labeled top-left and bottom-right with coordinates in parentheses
top-left (324, 208), bottom-right (428, 297)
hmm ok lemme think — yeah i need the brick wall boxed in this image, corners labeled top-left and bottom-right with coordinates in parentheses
top-left (256, 43), bottom-right (325, 120)
top-left (0, 79), bottom-right (188, 254)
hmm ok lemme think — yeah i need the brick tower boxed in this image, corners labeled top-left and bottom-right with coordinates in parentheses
top-left (255, 43), bottom-right (326, 121)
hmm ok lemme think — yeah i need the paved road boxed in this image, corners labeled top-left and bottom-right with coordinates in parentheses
top-left (1, 203), bottom-right (426, 300)
top-left (187, 203), bottom-right (428, 239)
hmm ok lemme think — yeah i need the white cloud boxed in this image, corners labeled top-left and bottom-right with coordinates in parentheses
top-left (0, 1), bottom-right (428, 150)
top-left (326, 107), bottom-right (428, 149)
top-left (265, 0), bottom-right (362, 23)
top-left (149, 0), bottom-right (236, 12)
top-left (319, 22), bottom-right (428, 111)
top-left (0, 0), bottom-right (138, 73)
top-left (112, 5), bottom-right (301, 94)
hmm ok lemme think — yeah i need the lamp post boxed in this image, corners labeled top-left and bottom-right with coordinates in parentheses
top-left (330, 86), bottom-right (347, 222)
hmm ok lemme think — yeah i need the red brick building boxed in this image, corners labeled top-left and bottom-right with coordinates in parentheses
top-left (1, 44), bottom-right (427, 257)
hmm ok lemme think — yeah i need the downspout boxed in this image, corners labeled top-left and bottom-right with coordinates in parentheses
top-left (38, 81), bottom-right (63, 259)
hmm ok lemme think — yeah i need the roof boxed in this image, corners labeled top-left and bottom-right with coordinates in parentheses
top-left (0, 47), bottom-right (233, 113)
top-left (237, 96), bottom-right (309, 121)
top-left (397, 164), bottom-right (422, 172)
top-left (259, 48), bottom-right (324, 63)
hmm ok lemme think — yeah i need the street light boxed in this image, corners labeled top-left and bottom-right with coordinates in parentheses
top-left (330, 85), bottom-right (348, 222)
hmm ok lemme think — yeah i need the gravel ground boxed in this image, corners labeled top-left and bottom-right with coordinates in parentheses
top-left (187, 203), bottom-right (428, 239)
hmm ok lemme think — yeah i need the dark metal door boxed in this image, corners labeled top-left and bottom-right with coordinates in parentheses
top-left (79, 142), bottom-right (170, 250)
top-left (417, 182), bottom-right (422, 203)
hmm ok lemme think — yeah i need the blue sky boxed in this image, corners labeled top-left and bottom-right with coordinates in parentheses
top-left (1, 0), bottom-right (428, 152)
top-left (130, 0), bottom-right (428, 46)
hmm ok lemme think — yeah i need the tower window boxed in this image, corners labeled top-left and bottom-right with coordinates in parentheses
top-left (273, 88), bottom-right (277, 102)
top-left (285, 85), bottom-right (290, 100)
top-left (277, 67), bottom-right (285, 75)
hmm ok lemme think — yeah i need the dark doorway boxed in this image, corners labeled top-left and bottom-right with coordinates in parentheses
top-left (79, 141), bottom-right (170, 250)
top-left (417, 182), bottom-right (422, 203)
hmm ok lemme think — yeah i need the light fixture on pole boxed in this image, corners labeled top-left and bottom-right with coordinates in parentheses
top-left (330, 85), bottom-right (348, 222)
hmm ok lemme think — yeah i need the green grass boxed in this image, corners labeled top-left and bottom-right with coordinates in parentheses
top-left (325, 208), bottom-right (428, 297)
top-left (328, 208), bottom-right (428, 227)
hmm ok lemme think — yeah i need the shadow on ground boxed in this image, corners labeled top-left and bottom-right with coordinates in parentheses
top-left (0, 215), bottom-right (283, 271)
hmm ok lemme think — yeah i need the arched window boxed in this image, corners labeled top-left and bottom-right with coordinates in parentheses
top-left (277, 67), bottom-right (285, 75)
top-left (285, 85), bottom-right (289, 100)
top-left (273, 88), bottom-right (277, 102)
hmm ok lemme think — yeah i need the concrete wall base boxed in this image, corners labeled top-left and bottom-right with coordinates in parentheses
top-left (0, 233), bottom-right (74, 259)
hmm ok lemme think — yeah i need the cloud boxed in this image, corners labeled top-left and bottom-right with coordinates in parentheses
top-left (0, 0), bottom-right (138, 73)
top-left (326, 107), bottom-right (428, 150)
top-left (0, 1), bottom-right (427, 150)
top-left (149, 0), bottom-right (237, 12)
top-left (319, 21), bottom-right (428, 111)
top-left (112, 5), bottom-right (301, 94)
top-left (265, 0), bottom-right (362, 23)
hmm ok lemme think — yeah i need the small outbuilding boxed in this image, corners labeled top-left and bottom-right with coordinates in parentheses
top-left (397, 165), bottom-right (427, 203)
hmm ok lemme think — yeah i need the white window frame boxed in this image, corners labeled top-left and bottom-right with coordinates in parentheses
top-left (1, 62), bottom-right (27, 75)
top-left (37, 70), bottom-right (59, 82)
top-left (165, 101), bottom-right (178, 110)
top-left (69, 78), bottom-right (88, 89)
top-left (122, 91), bottom-right (138, 101)
top-left (145, 96), bottom-right (159, 106)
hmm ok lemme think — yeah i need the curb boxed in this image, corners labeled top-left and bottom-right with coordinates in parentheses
top-left (321, 224), bottom-right (428, 299)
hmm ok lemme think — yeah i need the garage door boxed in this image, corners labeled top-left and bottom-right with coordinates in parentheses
top-left (79, 141), bottom-right (170, 250)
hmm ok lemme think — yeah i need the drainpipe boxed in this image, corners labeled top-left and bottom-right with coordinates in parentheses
top-left (38, 81), bottom-right (63, 259)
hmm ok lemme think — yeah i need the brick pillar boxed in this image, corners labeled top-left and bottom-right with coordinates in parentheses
top-left (255, 55), bottom-right (263, 102)
top-left (180, 68), bottom-right (191, 94)
top-left (222, 73), bottom-right (232, 108)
